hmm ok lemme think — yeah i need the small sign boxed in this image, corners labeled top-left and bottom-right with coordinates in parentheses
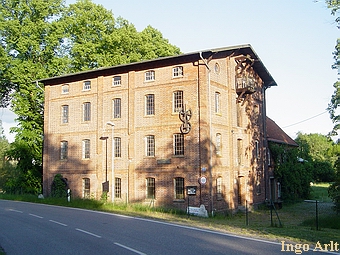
top-left (199, 176), bottom-right (207, 185)
top-left (102, 181), bottom-right (109, 192)
top-left (186, 186), bottom-right (197, 196)
top-left (157, 159), bottom-right (171, 164)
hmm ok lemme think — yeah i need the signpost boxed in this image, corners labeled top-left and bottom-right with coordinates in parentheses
top-left (186, 186), bottom-right (197, 218)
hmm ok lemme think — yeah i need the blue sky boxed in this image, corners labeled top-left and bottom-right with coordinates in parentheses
top-left (1, 0), bottom-right (338, 142)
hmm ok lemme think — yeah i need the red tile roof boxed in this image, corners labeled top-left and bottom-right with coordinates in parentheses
top-left (266, 117), bottom-right (298, 146)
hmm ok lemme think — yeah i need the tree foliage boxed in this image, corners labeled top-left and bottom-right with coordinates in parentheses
top-left (51, 174), bottom-right (68, 198)
top-left (0, 0), bottom-right (181, 194)
top-left (295, 132), bottom-right (336, 182)
top-left (269, 143), bottom-right (313, 201)
top-left (324, 0), bottom-right (340, 213)
top-left (326, 0), bottom-right (340, 134)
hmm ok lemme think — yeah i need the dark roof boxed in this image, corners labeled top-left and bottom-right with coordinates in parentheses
top-left (38, 44), bottom-right (277, 88)
top-left (266, 117), bottom-right (298, 146)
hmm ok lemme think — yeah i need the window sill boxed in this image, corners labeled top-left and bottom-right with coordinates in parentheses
top-left (173, 199), bottom-right (185, 203)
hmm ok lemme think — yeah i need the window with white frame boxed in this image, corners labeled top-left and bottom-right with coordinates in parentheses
top-left (62, 105), bottom-right (69, 124)
top-left (82, 139), bottom-right (90, 159)
top-left (146, 135), bottom-right (155, 157)
top-left (83, 102), bottom-right (91, 121)
top-left (173, 133), bottom-right (184, 156)
top-left (145, 94), bottom-right (155, 115)
top-left (215, 92), bottom-right (220, 113)
top-left (82, 178), bottom-right (90, 198)
top-left (255, 140), bottom-right (259, 159)
top-left (62, 84), bottom-right (69, 94)
top-left (173, 90), bottom-right (183, 113)
top-left (145, 70), bottom-right (155, 81)
top-left (83, 80), bottom-right (91, 90)
top-left (113, 98), bottom-right (121, 118)
top-left (112, 76), bottom-right (121, 86)
top-left (216, 133), bottom-right (222, 156)
top-left (60, 141), bottom-right (68, 160)
top-left (174, 177), bottom-right (184, 199)
top-left (115, 178), bottom-right (121, 198)
top-left (114, 137), bottom-right (121, 158)
top-left (172, 66), bottom-right (183, 77)
top-left (216, 177), bottom-right (222, 199)
top-left (237, 139), bottom-right (242, 165)
top-left (146, 177), bottom-right (155, 199)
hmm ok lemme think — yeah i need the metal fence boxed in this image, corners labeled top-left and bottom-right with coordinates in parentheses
top-left (302, 200), bottom-right (337, 230)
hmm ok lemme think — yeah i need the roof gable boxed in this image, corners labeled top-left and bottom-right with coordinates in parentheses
top-left (267, 117), bottom-right (298, 146)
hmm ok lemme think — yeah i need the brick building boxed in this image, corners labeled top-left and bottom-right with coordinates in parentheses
top-left (40, 44), bottom-right (277, 213)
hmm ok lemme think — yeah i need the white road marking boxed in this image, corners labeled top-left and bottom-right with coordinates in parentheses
top-left (29, 213), bottom-right (43, 219)
top-left (76, 228), bottom-right (101, 238)
top-left (49, 220), bottom-right (67, 226)
top-left (114, 242), bottom-right (146, 255)
top-left (9, 209), bottom-right (23, 213)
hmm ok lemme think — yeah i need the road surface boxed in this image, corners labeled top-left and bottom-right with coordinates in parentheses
top-left (0, 199), bottom-right (336, 255)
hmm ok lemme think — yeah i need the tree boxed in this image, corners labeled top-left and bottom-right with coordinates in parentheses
top-left (59, 0), bottom-right (180, 71)
top-left (295, 133), bottom-right (336, 182)
top-left (270, 143), bottom-right (313, 201)
top-left (0, 0), bottom-right (181, 195)
top-left (324, 0), bottom-right (340, 213)
top-left (0, 120), bottom-right (10, 190)
top-left (326, 0), bottom-right (340, 134)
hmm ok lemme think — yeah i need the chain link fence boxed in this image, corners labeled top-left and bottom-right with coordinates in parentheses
top-left (302, 200), bottom-right (337, 230)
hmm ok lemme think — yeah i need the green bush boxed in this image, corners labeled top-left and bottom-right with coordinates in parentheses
top-left (51, 174), bottom-right (68, 198)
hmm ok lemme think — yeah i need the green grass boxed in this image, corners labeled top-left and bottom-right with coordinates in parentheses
top-left (309, 182), bottom-right (333, 202)
top-left (0, 183), bottom-right (339, 251)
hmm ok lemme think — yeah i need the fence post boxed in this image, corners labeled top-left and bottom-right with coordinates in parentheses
top-left (246, 200), bottom-right (249, 226)
top-left (316, 200), bottom-right (319, 231)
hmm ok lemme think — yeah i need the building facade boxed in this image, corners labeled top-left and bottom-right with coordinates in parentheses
top-left (41, 45), bottom-right (277, 213)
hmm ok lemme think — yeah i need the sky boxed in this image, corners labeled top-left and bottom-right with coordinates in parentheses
top-left (0, 0), bottom-right (339, 142)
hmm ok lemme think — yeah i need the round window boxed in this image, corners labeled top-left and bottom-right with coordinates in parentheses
top-left (214, 63), bottom-right (220, 74)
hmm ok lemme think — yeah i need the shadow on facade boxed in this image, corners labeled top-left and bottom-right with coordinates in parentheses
top-left (132, 131), bottom-right (240, 214)
top-left (43, 137), bottom-right (98, 198)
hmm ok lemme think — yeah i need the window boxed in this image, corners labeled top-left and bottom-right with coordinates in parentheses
top-left (145, 70), bottom-right (155, 81)
top-left (83, 102), bottom-right (91, 121)
top-left (237, 139), bottom-right (242, 165)
top-left (255, 140), bottom-right (259, 159)
top-left (267, 149), bottom-right (271, 166)
top-left (256, 174), bottom-right (261, 194)
top-left (173, 133), bottom-right (184, 156)
top-left (114, 137), bottom-right (121, 158)
top-left (83, 80), bottom-right (91, 90)
top-left (214, 63), bottom-right (220, 74)
top-left (60, 141), bottom-right (68, 160)
top-left (112, 76), bottom-right (121, 86)
top-left (145, 94), bottom-right (155, 115)
top-left (113, 98), bottom-right (121, 118)
top-left (62, 84), bottom-right (69, 94)
top-left (115, 178), bottom-right (121, 198)
top-left (237, 104), bottom-right (242, 127)
top-left (82, 178), bottom-right (90, 199)
top-left (174, 177), bottom-right (184, 199)
top-left (173, 90), bottom-right (183, 113)
top-left (172, 66), bottom-right (183, 77)
top-left (216, 177), bottom-right (222, 199)
top-left (216, 133), bottom-right (222, 155)
top-left (215, 92), bottom-right (220, 113)
top-left (62, 105), bottom-right (69, 124)
top-left (146, 177), bottom-right (155, 199)
top-left (82, 139), bottom-right (90, 159)
top-left (146, 135), bottom-right (155, 157)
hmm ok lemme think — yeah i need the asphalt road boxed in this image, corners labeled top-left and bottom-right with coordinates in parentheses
top-left (0, 199), bottom-right (336, 255)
